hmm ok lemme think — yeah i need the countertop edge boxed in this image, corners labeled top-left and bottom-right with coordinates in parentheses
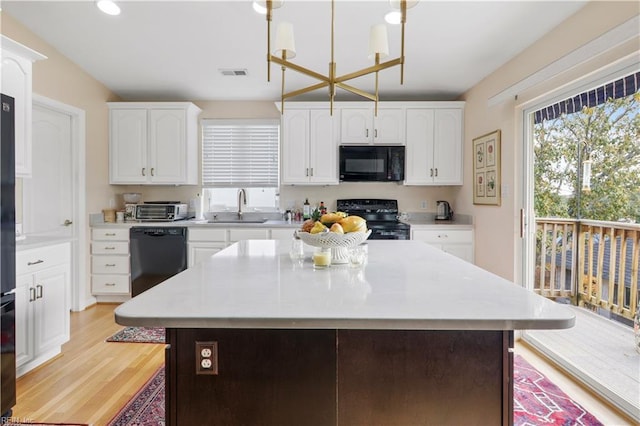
top-left (114, 312), bottom-right (576, 331)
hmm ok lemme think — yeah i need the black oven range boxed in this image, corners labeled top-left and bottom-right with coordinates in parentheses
top-left (336, 199), bottom-right (410, 240)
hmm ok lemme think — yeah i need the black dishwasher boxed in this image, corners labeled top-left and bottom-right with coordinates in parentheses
top-left (130, 227), bottom-right (188, 297)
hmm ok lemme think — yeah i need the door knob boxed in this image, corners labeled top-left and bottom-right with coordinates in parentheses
top-left (63, 219), bottom-right (73, 226)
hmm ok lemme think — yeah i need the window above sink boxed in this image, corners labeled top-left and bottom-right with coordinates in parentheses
top-left (202, 188), bottom-right (280, 214)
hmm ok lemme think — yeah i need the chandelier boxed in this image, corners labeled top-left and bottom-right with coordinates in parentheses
top-left (262, 0), bottom-right (418, 114)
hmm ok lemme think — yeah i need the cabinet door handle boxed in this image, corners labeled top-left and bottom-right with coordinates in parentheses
top-left (310, 168), bottom-right (313, 176)
top-left (28, 259), bottom-right (44, 266)
top-left (434, 168), bottom-right (438, 177)
top-left (430, 168), bottom-right (433, 177)
top-left (375, 129), bottom-right (378, 138)
top-left (36, 284), bottom-right (43, 299)
top-left (29, 287), bottom-right (36, 302)
top-left (305, 168), bottom-right (309, 177)
top-left (366, 129), bottom-right (369, 138)
top-left (151, 167), bottom-right (155, 176)
top-left (142, 167), bottom-right (146, 176)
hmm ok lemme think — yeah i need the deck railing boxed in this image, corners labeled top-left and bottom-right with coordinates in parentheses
top-left (535, 218), bottom-right (640, 321)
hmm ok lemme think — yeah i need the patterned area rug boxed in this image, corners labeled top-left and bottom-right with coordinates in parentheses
top-left (108, 356), bottom-right (604, 425)
top-left (107, 366), bottom-right (165, 426)
top-left (3, 422), bottom-right (87, 426)
top-left (106, 327), bottom-right (165, 344)
top-left (514, 355), bottom-right (603, 426)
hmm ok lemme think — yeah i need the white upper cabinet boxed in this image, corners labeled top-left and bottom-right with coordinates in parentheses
top-left (340, 107), bottom-right (404, 145)
top-left (1, 36), bottom-right (47, 178)
top-left (405, 104), bottom-right (464, 185)
top-left (281, 107), bottom-right (338, 185)
top-left (108, 102), bottom-right (201, 185)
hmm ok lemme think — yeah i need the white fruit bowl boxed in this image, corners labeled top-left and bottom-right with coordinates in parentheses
top-left (296, 230), bottom-right (371, 264)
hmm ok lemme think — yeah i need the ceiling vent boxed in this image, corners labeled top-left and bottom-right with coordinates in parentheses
top-left (219, 69), bottom-right (248, 77)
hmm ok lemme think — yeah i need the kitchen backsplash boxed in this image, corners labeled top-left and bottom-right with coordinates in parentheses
top-left (111, 183), bottom-right (461, 215)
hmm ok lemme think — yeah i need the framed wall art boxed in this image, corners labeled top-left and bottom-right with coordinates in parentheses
top-left (473, 129), bottom-right (501, 205)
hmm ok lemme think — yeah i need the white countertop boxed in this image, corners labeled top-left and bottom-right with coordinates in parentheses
top-left (115, 240), bottom-right (574, 331)
top-left (16, 234), bottom-right (75, 251)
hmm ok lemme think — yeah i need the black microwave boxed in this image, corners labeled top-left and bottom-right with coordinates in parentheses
top-left (339, 145), bottom-right (405, 182)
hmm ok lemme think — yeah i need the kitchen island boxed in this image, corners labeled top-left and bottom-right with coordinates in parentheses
top-left (115, 240), bottom-right (574, 426)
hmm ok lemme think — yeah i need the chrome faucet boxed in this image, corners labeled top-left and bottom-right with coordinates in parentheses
top-left (237, 188), bottom-right (247, 218)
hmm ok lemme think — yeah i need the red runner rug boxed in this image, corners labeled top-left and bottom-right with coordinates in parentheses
top-left (514, 355), bottom-right (603, 425)
top-left (107, 355), bottom-right (605, 425)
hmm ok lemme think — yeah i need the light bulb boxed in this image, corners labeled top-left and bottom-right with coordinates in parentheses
top-left (385, 11), bottom-right (401, 25)
top-left (96, 0), bottom-right (121, 16)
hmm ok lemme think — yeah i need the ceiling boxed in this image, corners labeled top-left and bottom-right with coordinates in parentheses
top-left (2, 0), bottom-right (588, 103)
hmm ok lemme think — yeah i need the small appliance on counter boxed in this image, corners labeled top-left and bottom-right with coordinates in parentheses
top-left (135, 202), bottom-right (188, 221)
top-left (435, 200), bottom-right (454, 221)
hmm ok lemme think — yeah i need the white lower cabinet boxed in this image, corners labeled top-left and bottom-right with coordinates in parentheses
top-left (91, 228), bottom-right (131, 297)
top-left (188, 228), bottom-right (227, 268)
top-left (411, 228), bottom-right (474, 263)
top-left (15, 243), bottom-right (70, 377)
top-left (228, 228), bottom-right (269, 243)
top-left (187, 227), bottom-right (300, 267)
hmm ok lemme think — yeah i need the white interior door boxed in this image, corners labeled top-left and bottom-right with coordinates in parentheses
top-left (23, 105), bottom-right (73, 237)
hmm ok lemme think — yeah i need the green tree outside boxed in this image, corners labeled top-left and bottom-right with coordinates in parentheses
top-left (534, 92), bottom-right (640, 222)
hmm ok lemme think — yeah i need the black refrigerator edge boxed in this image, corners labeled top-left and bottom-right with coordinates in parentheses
top-left (1, 93), bottom-right (17, 418)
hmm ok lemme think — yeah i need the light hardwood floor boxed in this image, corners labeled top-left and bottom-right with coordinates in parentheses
top-left (12, 304), bottom-right (633, 425)
top-left (12, 303), bottom-right (164, 425)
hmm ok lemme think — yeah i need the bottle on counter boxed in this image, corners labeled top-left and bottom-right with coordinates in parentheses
top-left (303, 198), bottom-right (311, 219)
top-left (319, 201), bottom-right (327, 215)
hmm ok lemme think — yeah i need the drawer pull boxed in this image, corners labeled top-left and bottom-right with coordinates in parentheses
top-left (105, 263), bottom-right (116, 267)
top-left (105, 233), bottom-right (116, 237)
top-left (438, 234), bottom-right (448, 239)
top-left (104, 246), bottom-right (116, 250)
top-left (28, 259), bottom-right (44, 266)
top-left (105, 283), bottom-right (116, 287)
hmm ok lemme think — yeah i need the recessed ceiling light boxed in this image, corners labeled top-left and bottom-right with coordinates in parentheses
top-left (97, 0), bottom-right (121, 16)
top-left (384, 11), bottom-right (401, 25)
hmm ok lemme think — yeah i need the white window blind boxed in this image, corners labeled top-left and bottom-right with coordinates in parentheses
top-left (202, 119), bottom-right (280, 187)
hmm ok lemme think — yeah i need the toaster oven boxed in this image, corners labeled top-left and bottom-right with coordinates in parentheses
top-left (134, 203), bottom-right (188, 221)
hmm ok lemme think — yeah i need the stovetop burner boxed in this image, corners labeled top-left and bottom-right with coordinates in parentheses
top-left (337, 199), bottom-right (410, 240)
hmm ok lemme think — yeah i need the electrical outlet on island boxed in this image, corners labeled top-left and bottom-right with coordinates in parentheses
top-left (420, 200), bottom-right (428, 210)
